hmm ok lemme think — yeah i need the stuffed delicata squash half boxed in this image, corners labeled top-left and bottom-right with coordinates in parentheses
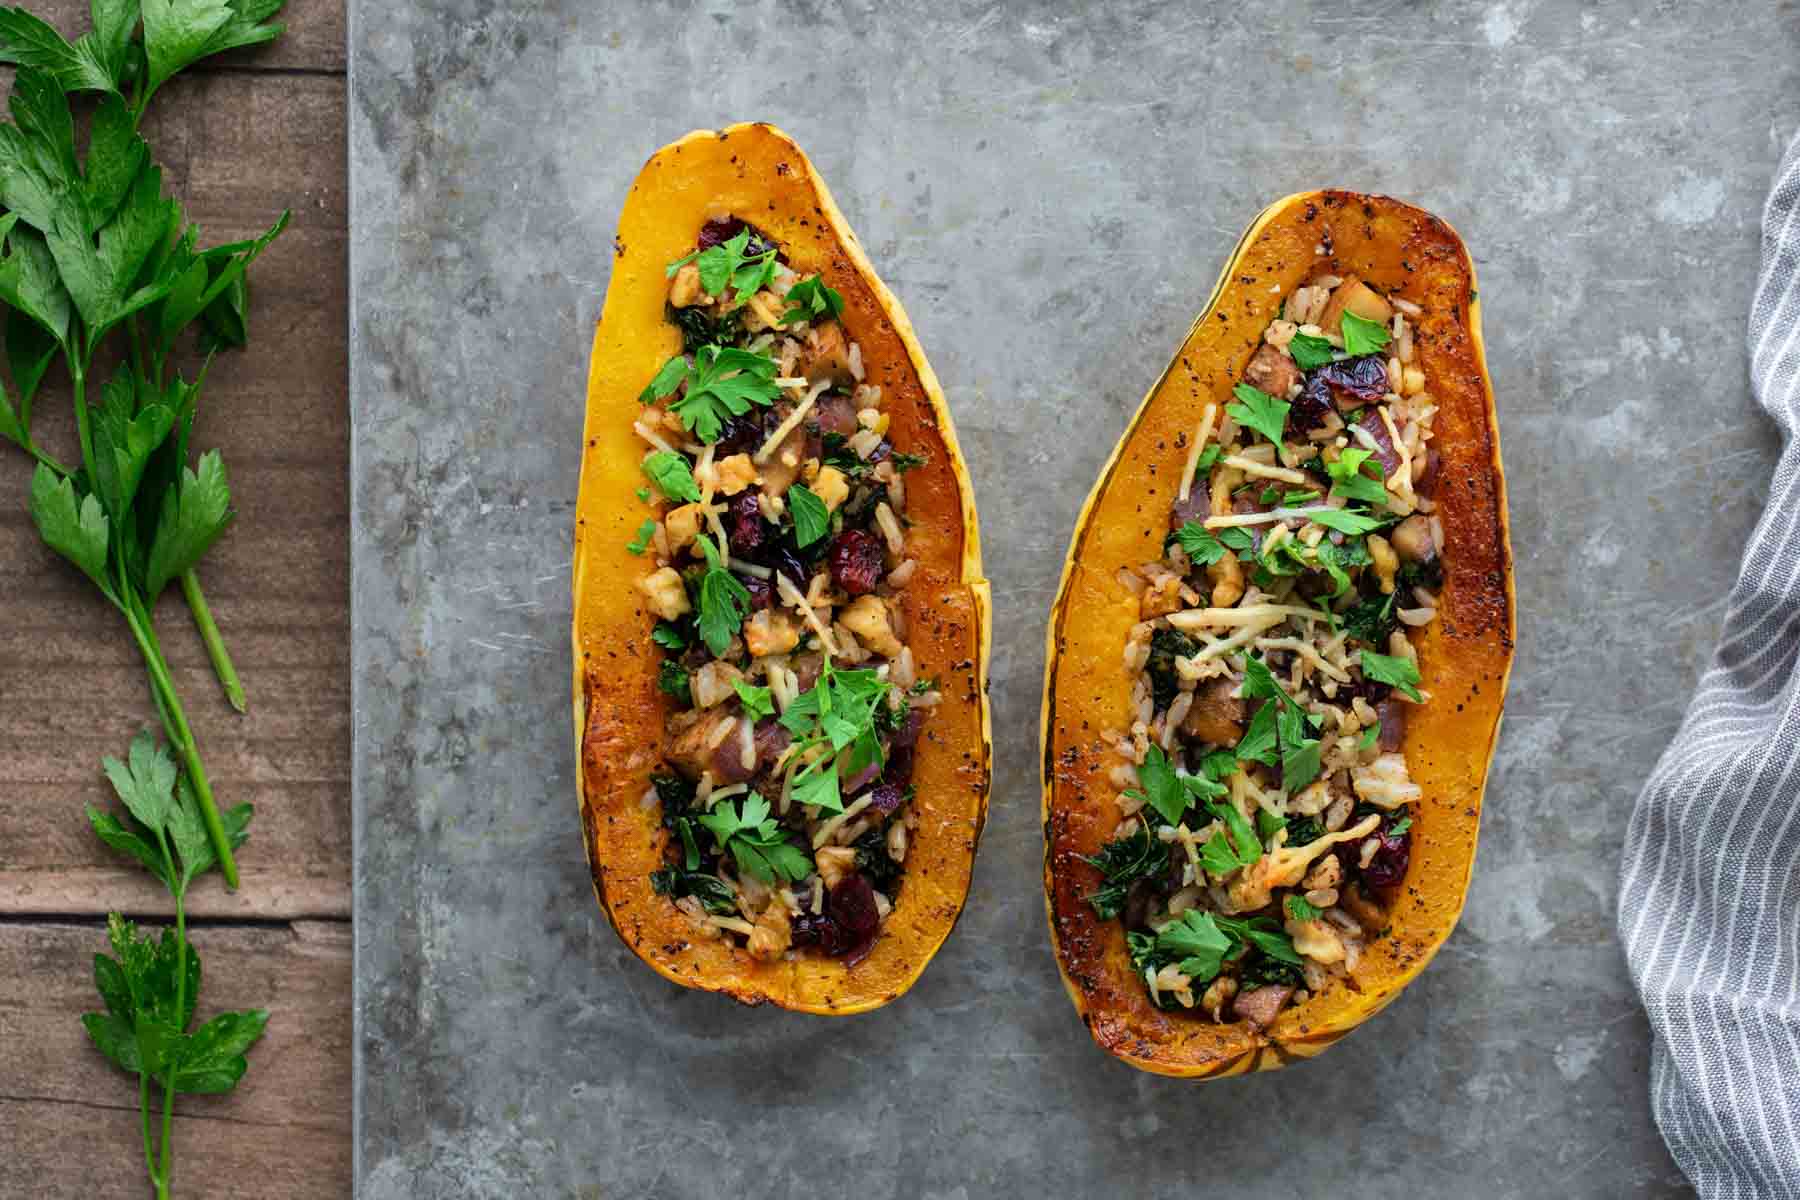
top-left (1041, 191), bottom-right (1513, 1075)
top-left (572, 124), bottom-right (991, 1014)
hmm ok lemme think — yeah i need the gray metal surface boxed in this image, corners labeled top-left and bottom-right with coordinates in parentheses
top-left (349, 3), bottom-right (1799, 1195)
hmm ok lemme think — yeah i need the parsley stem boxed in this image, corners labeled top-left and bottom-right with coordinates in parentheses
top-left (180, 569), bottom-right (246, 712)
top-left (121, 593), bottom-right (240, 889)
top-left (152, 828), bottom-right (184, 1197)
top-left (70, 359), bottom-right (94, 477)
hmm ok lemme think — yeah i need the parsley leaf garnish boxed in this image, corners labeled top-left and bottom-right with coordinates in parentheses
top-left (668, 228), bottom-right (778, 304)
top-left (732, 678), bottom-right (774, 721)
top-left (1287, 331), bottom-right (1335, 370)
top-left (641, 344), bottom-right (783, 442)
top-left (890, 451), bottom-right (929, 473)
top-left (695, 534), bottom-right (751, 655)
top-left (695, 792), bottom-right (812, 884)
top-left (1359, 649), bottom-right (1422, 701)
top-left (638, 354), bottom-right (686, 404)
top-left (1326, 446), bottom-right (1388, 505)
top-left (781, 276), bottom-right (845, 325)
top-left (1175, 520), bottom-right (1224, 566)
top-left (641, 450), bottom-right (700, 503)
top-left (1358, 722), bottom-right (1381, 752)
top-left (788, 482), bottom-right (830, 548)
top-left (1340, 309), bottom-right (1391, 357)
top-left (1125, 744), bottom-right (1188, 826)
top-left (1226, 382), bottom-right (1290, 445)
top-left (1302, 506), bottom-right (1384, 535)
top-left (1285, 894), bottom-right (1323, 922)
top-left (651, 621), bottom-right (686, 650)
top-left (625, 518), bottom-right (655, 556)
top-left (1156, 910), bottom-right (1232, 982)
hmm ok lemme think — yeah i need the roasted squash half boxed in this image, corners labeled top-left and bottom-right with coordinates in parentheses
top-left (1040, 191), bottom-right (1513, 1075)
top-left (572, 124), bottom-right (991, 1014)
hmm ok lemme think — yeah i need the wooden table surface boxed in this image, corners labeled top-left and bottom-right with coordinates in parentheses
top-left (0, 2), bottom-right (352, 1194)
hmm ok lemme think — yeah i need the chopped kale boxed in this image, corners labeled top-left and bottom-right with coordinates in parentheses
top-left (667, 303), bottom-right (742, 353)
top-left (1398, 555), bottom-right (1445, 592)
top-left (1284, 813), bottom-right (1324, 847)
top-left (1342, 589), bottom-right (1398, 647)
top-left (1240, 953), bottom-right (1304, 988)
top-left (1146, 627), bottom-right (1200, 714)
top-left (820, 431), bottom-right (870, 478)
top-left (652, 774), bottom-right (698, 827)
top-left (852, 825), bottom-right (904, 892)
top-left (1081, 826), bottom-right (1167, 921)
top-left (649, 867), bottom-right (738, 914)
top-left (657, 659), bottom-right (693, 706)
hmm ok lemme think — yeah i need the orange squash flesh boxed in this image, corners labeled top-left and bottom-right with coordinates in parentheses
top-left (572, 124), bottom-right (991, 1015)
top-left (1040, 191), bottom-right (1515, 1075)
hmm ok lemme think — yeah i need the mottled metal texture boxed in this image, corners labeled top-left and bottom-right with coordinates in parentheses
top-left (349, 2), bottom-right (1800, 1195)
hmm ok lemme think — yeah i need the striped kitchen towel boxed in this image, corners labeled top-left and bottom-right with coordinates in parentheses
top-left (1619, 132), bottom-right (1800, 1198)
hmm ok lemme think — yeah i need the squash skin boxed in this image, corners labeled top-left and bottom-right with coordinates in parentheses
top-left (1040, 191), bottom-right (1515, 1075)
top-left (572, 124), bottom-right (991, 1015)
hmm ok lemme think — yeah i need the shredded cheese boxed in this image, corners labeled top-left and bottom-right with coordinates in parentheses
top-left (729, 557), bottom-right (773, 579)
top-left (1223, 454), bottom-right (1308, 485)
top-left (754, 379), bottom-right (830, 463)
top-left (812, 794), bottom-right (874, 848)
top-left (1204, 504), bottom-right (1353, 530)
top-left (1176, 402), bottom-right (1219, 504)
top-left (776, 572), bottom-right (837, 655)
top-left (633, 420), bottom-right (678, 454)
top-left (1256, 636), bottom-right (1351, 682)
top-left (1167, 603), bottom-right (1323, 632)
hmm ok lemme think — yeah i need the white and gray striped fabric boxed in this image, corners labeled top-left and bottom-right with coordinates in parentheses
top-left (1619, 131), bottom-right (1800, 1199)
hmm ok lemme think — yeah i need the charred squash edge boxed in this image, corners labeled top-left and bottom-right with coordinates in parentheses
top-left (572, 123), bottom-right (991, 1015)
top-left (1039, 190), bottom-right (1515, 1075)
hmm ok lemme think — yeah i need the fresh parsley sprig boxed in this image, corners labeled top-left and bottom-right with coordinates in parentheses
top-left (1226, 382), bottom-right (1289, 445)
top-left (696, 791), bottom-right (811, 885)
top-left (667, 228), bottom-right (778, 305)
top-left (694, 533), bottom-right (751, 655)
top-left (781, 275), bottom-right (844, 325)
top-left (83, 731), bottom-right (266, 1200)
top-left (640, 343), bottom-right (782, 442)
top-left (0, 4), bottom-right (294, 888)
top-left (1340, 309), bottom-right (1391, 357)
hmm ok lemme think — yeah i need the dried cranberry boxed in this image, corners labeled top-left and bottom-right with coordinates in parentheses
top-left (727, 490), bottom-right (767, 555)
top-left (1362, 816), bottom-right (1412, 890)
top-left (826, 875), bottom-right (881, 962)
top-left (756, 540), bottom-right (808, 589)
top-left (829, 528), bottom-right (884, 596)
top-left (696, 215), bottom-right (774, 258)
top-left (1314, 356), bottom-right (1390, 407)
top-left (1289, 373), bottom-right (1335, 434)
top-left (866, 782), bottom-right (908, 816)
top-left (790, 910), bottom-right (849, 954)
top-left (883, 710), bottom-right (922, 785)
top-left (740, 573), bottom-right (774, 611)
top-left (714, 412), bottom-right (768, 456)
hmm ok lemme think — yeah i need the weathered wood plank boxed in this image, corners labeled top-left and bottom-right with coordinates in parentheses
top-left (30, 0), bottom-right (346, 73)
top-left (0, 920), bottom-right (352, 1198)
top-left (0, 72), bottom-right (349, 919)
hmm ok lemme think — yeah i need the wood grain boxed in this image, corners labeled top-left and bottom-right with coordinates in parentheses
top-left (0, 6), bottom-right (352, 1196)
top-left (0, 74), bottom-right (350, 921)
top-left (0, 921), bottom-right (353, 1198)
top-left (31, 0), bottom-right (346, 73)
